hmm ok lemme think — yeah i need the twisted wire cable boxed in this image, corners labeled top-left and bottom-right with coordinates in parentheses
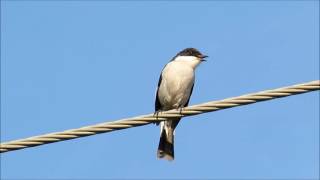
top-left (1, 80), bottom-right (319, 153)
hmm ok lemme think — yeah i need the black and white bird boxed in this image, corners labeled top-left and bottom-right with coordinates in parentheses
top-left (155, 48), bottom-right (208, 161)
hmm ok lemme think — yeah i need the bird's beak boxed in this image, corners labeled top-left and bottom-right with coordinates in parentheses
top-left (200, 55), bottom-right (208, 61)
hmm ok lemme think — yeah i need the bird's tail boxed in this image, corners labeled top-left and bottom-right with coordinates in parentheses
top-left (157, 119), bottom-right (179, 161)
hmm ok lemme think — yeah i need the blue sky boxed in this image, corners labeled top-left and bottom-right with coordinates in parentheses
top-left (1, 1), bottom-right (319, 179)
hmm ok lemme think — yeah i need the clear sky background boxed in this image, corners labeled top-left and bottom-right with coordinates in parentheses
top-left (1, 1), bottom-right (319, 179)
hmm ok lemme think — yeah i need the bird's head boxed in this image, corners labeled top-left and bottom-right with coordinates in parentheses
top-left (176, 48), bottom-right (208, 61)
top-left (172, 48), bottom-right (208, 68)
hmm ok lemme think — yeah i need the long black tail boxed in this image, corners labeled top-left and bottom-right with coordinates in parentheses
top-left (157, 119), bottom-right (180, 161)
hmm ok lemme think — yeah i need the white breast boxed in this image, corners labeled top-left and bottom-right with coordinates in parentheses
top-left (157, 60), bottom-right (196, 110)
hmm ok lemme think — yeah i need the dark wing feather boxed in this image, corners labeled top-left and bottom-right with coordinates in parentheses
top-left (155, 75), bottom-right (162, 112)
top-left (184, 83), bottom-right (194, 107)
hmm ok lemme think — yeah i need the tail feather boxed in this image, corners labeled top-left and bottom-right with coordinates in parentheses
top-left (157, 121), bottom-right (175, 161)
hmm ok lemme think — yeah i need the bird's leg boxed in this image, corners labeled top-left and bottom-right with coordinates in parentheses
top-left (154, 110), bottom-right (164, 125)
top-left (176, 107), bottom-right (183, 116)
top-left (154, 110), bottom-right (161, 120)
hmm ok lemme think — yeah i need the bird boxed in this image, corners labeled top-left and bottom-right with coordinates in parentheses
top-left (155, 48), bottom-right (208, 161)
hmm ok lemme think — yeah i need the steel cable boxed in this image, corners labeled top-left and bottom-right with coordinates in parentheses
top-left (1, 80), bottom-right (319, 153)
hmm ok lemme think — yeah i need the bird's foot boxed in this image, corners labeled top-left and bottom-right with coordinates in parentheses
top-left (153, 110), bottom-right (161, 124)
top-left (154, 110), bottom-right (160, 118)
top-left (176, 107), bottom-right (183, 115)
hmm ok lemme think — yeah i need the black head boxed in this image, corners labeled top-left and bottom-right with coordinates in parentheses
top-left (176, 48), bottom-right (208, 59)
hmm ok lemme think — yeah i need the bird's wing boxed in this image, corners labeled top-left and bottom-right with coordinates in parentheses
top-left (184, 83), bottom-right (194, 107)
top-left (155, 74), bottom-right (162, 112)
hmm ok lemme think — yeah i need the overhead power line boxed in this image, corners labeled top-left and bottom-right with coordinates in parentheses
top-left (0, 80), bottom-right (319, 153)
